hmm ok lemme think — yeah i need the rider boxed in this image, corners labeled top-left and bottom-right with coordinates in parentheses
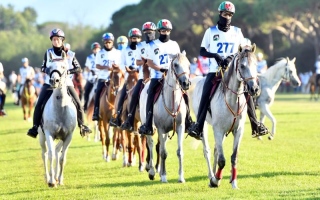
top-left (121, 22), bottom-right (157, 131)
top-left (0, 62), bottom-right (6, 116)
top-left (187, 1), bottom-right (269, 140)
top-left (92, 32), bottom-right (122, 121)
top-left (116, 36), bottom-right (128, 50)
top-left (138, 19), bottom-right (194, 135)
top-left (15, 57), bottom-right (35, 105)
top-left (257, 52), bottom-right (268, 74)
top-left (83, 42), bottom-right (101, 112)
top-left (27, 28), bottom-right (92, 138)
top-left (110, 28), bottom-right (142, 127)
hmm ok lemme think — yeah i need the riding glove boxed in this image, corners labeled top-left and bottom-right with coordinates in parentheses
top-left (222, 56), bottom-right (233, 69)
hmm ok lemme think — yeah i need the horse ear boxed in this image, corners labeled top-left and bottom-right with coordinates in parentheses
top-left (182, 50), bottom-right (186, 56)
top-left (62, 51), bottom-right (67, 59)
top-left (292, 57), bottom-right (296, 63)
top-left (238, 45), bottom-right (242, 53)
top-left (49, 52), bottom-right (54, 60)
top-left (251, 43), bottom-right (256, 53)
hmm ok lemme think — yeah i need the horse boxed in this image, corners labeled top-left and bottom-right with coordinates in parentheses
top-left (190, 45), bottom-right (260, 189)
top-left (308, 72), bottom-right (318, 101)
top-left (38, 51), bottom-right (77, 187)
top-left (0, 80), bottom-right (6, 116)
top-left (72, 71), bottom-right (85, 102)
top-left (86, 80), bottom-right (100, 142)
top-left (256, 57), bottom-right (301, 140)
top-left (98, 67), bottom-right (125, 162)
top-left (20, 78), bottom-right (36, 121)
top-left (140, 51), bottom-right (191, 183)
top-left (114, 67), bottom-right (139, 167)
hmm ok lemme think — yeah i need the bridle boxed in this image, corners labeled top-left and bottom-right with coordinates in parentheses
top-left (282, 58), bottom-right (291, 81)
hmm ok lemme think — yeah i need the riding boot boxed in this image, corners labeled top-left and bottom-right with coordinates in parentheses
top-left (83, 81), bottom-right (93, 112)
top-left (27, 84), bottom-right (52, 138)
top-left (110, 84), bottom-right (127, 127)
top-left (139, 79), bottom-right (158, 135)
top-left (245, 92), bottom-right (269, 138)
top-left (68, 86), bottom-right (92, 137)
top-left (92, 107), bottom-right (100, 121)
top-left (121, 79), bottom-right (143, 131)
top-left (182, 93), bottom-right (194, 132)
top-left (188, 73), bottom-right (216, 140)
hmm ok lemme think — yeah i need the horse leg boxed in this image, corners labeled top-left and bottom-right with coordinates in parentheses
top-left (105, 122), bottom-right (112, 162)
top-left (201, 122), bottom-right (214, 181)
top-left (22, 103), bottom-right (27, 120)
top-left (155, 137), bottom-right (160, 173)
top-left (159, 131), bottom-right (169, 183)
top-left (176, 126), bottom-right (185, 183)
top-left (260, 104), bottom-right (276, 140)
top-left (209, 131), bottom-right (225, 188)
top-left (55, 141), bottom-right (63, 184)
top-left (112, 129), bottom-right (119, 160)
top-left (127, 131), bottom-right (134, 167)
top-left (120, 129), bottom-right (128, 167)
top-left (99, 120), bottom-right (107, 160)
top-left (28, 100), bottom-right (32, 121)
top-left (229, 130), bottom-right (243, 189)
top-left (146, 135), bottom-right (156, 180)
top-left (139, 135), bottom-right (147, 172)
top-left (44, 132), bottom-right (57, 187)
top-left (39, 131), bottom-right (49, 184)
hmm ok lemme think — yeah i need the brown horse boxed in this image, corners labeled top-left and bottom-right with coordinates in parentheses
top-left (114, 67), bottom-right (139, 167)
top-left (309, 72), bottom-right (320, 101)
top-left (99, 67), bottom-right (125, 162)
top-left (72, 72), bottom-right (85, 101)
top-left (20, 79), bottom-right (36, 121)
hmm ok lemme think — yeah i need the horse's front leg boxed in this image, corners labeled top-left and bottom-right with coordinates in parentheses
top-left (99, 120), bottom-right (107, 160)
top-left (176, 125), bottom-right (185, 183)
top-left (260, 104), bottom-right (276, 140)
top-left (57, 137), bottom-right (72, 186)
top-left (112, 128), bottom-right (119, 160)
top-left (127, 130), bottom-right (135, 167)
top-left (230, 128), bottom-right (243, 189)
top-left (120, 129), bottom-right (128, 167)
top-left (159, 130), bottom-right (169, 183)
top-left (209, 130), bottom-right (225, 188)
top-left (22, 103), bottom-right (27, 120)
top-left (45, 133), bottom-right (57, 187)
top-left (146, 135), bottom-right (156, 180)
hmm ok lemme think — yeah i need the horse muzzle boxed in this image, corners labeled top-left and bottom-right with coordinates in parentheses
top-left (180, 80), bottom-right (190, 91)
top-left (49, 78), bottom-right (61, 88)
top-left (247, 82), bottom-right (260, 97)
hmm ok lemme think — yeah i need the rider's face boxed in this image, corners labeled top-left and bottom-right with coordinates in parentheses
top-left (221, 11), bottom-right (234, 19)
top-left (51, 36), bottom-right (63, 48)
top-left (104, 40), bottom-right (113, 49)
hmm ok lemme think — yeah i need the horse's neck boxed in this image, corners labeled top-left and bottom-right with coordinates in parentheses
top-left (261, 63), bottom-right (284, 91)
top-left (224, 72), bottom-right (243, 102)
top-left (163, 73), bottom-right (183, 106)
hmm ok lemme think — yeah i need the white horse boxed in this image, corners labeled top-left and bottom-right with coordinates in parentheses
top-left (140, 52), bottom-right (190, 183)
top-left (39, 51), bottom-right (77, 187)
top-left (190, 45), bottom-right (259, 189)
top-left (256, 57), bottom-right (301, 140)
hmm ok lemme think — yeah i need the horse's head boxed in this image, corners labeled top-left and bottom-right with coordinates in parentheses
top-left (47, 51), bottom-right (69, 88)
top-left (24, 78), bottom-right (33, 87)
top-left (125, 66), bottom-right (139, 90)
top-left (283, 57), bottom-right (301, 87)
top-left (109, 67), bottom-right (125, 95)
top-left (168, 51), bottom-right (191, 91)
top-left (236, 43), bottom-right (260, 96)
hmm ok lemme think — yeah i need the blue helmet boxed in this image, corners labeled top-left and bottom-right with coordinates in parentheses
top-left (102, 32), bottom-right (114, 41)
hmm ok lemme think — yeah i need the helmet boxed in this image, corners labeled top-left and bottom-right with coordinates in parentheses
top-left (116, 36), bottom-right (128, 44)
top-left (49, 28), bottom-right (65, 40)
top-left (128, 28), bottom-right (142, 38)
top-left (21, 57), bottom-right (29, 63)
top-left (102, 32), bottom-right (114, 41)
top-left (218, 1), bottom-right (235, 14)
top-left (142, 22), bottom-right (157, 31)
top-left (91, 42), bottom-right (101, 50)
top-left (157, 19), bottom-right (173, 30)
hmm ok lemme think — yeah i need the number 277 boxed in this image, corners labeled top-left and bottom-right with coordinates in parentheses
top-left (217, 42), bottom-right (234, 53)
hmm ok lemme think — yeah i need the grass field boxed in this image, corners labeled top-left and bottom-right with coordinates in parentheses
top-left (0, 93), bottom-right (319, 200)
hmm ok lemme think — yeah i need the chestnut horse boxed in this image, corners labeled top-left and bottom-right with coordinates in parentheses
top-left (114, 67), bottom-right (139, 167)
top-left (20, 78), bottom-right (36, 121)
top-left (98, 67), bottom-right (125, 162)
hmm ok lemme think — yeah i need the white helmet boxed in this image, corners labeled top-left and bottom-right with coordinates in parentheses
top-left (21, 57), bottom-right (28, 63)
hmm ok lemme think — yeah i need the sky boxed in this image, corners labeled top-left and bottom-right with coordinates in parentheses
top-left (0, 0), bottom-right (141, 28)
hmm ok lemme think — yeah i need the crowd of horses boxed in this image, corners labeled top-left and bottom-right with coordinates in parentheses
top-left (1, 44), bottom-right (301, 189)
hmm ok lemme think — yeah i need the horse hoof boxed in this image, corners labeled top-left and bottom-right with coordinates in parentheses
top-left (48, 183), bottom-right (56, 187)
top-left (209, 178), bottom-right (219, 188)
top-left (268, 136), bottom-right (274, 140)
top-left (178, 179), bottom-right (186, 183)
top-left (148, 174), bottom-right (155, 180)
top-left (105, 156), bottom-right (110, 162)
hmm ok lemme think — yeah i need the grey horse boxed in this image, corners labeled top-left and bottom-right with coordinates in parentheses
top-left (256, 57), bottom-right (301, 140)
top-left (190, 45), bottom-right (259, 189)
top-left (39, 51), bottom-right (77, 187)
top-left (140, 52), bottom-right (191, 183)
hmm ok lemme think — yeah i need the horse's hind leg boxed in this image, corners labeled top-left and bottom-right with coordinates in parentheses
top-left (45, 133), bottom-right (57, 187)
top-left (159, 132), bottom-right (169, 183)
top-left (176, 128), bottom-right (185, 183)
top-left (229, 131), bottom-right (242, 189)
top-left (201, 123), bottom-right (214, 181)
top-left (146, 135), bottom-right (156, 180)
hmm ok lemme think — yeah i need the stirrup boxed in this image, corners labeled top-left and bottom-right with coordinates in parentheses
top-left (138, 124), bottom-right (153, 135)
top-left (27, 126), bottom-right (38, 138)
top-left (80, 125), bottom-right (92, 137)
top-left (121, 121), bottom-right (133, 131)
top-left (187, 123), bottom-right (203, 140)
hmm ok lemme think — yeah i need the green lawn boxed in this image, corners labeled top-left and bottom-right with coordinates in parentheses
top-left (0, 93), bottom-right (319, 200)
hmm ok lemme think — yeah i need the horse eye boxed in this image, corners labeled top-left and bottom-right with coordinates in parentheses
top-left (174, 63), bottom-right (179, 67)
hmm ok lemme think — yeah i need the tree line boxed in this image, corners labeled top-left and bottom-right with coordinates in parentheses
top-left (1, 0), bottom-right (319, 78)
